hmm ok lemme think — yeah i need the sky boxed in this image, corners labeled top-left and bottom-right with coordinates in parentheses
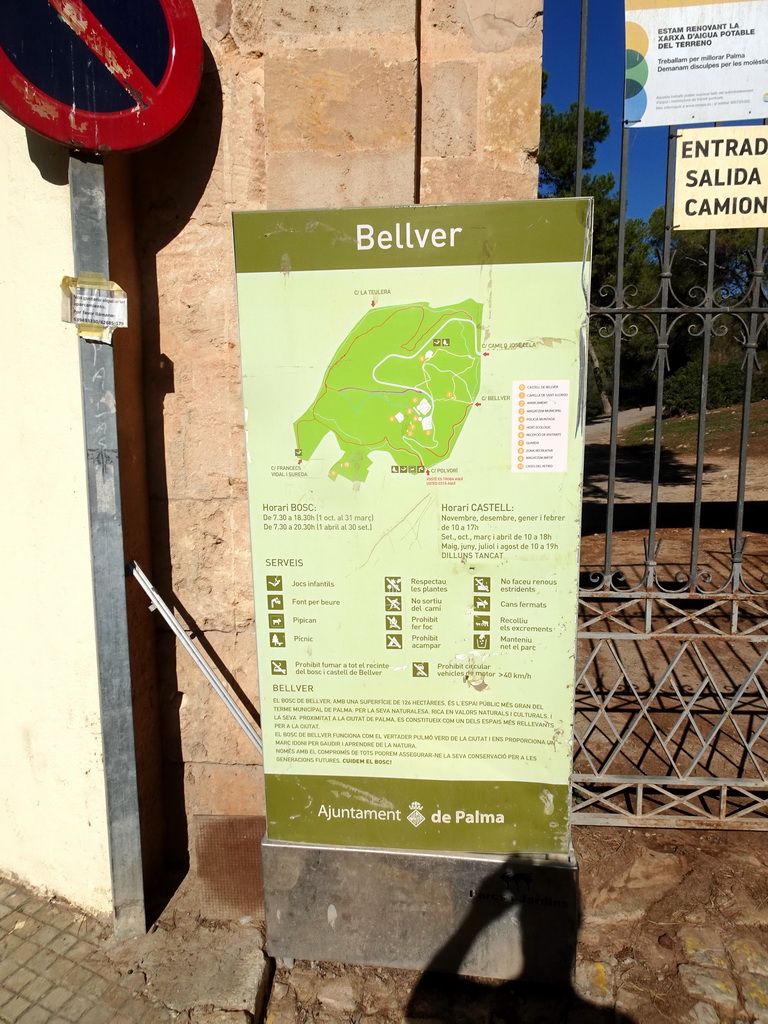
top-left (542, 0), bottom-right (671, 221)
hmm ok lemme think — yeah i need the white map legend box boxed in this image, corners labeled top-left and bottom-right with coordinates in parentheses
top-left (512, 380), bottom-right (570, 473)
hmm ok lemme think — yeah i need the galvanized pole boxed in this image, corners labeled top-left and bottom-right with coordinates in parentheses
top-left (574, 0), bottom-right (588, 197)
top-left (69, 153), bottom-right (145, 939)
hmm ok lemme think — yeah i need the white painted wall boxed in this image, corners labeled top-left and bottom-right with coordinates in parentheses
top-left (0, 117), bottom-right (113, 916)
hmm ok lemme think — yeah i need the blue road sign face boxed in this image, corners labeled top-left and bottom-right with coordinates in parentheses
top-left (0, 0), bottom-right (169, 113)
top-left (0, 0), bottom-right (202, 152)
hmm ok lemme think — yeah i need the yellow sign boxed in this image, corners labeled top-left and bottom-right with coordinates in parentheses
top-left (674, 125), bottom-right (768, 229)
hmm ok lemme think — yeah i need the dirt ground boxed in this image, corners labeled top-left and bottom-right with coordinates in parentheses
top-left (584, 404), bottom-right (768, 505)
top-left (572, 825), bottom-right (768, 1023)
top-left (265, 826), bottom-right (768, 1024)
top-left (582, 445), bottom-right (768, 505)
top-left (580, 526), bottom-right (768, 589)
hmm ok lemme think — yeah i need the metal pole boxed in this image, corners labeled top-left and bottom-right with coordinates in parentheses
top-left (574, 0), bottom-right (589, 197)
top-left (69, 153), bottom-right (145, 939)
top-left (602, 124), bottom-right (630, 580)
top-left (645, 125), bottom-right (678, 590)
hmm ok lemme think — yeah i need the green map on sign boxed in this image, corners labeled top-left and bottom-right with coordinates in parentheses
top-left (294, 300), bottom-right (483, 482)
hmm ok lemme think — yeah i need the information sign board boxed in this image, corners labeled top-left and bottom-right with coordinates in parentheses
top-left (234, 200), bottom-right (591, 858)
top-left (674, 124), bottom-right (768, 229)
top-left (0, 0), bottom-right (202, 152)
top-left (625, 0), bottom-right (768, 128)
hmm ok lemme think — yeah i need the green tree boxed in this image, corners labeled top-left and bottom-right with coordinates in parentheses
top-left (538, 81), bottom-right (653, 415)
top-left (647, 207), bottom-right (757, 324)
top-left (538, 90), bottom-right (611, 197)
top-left (645, 209), bottom-right (768, 411)
top-left (538, 80), bottom-right (766, 419)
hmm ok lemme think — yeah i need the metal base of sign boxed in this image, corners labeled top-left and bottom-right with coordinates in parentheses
top-left (262, 840), bottom-right (579, 982)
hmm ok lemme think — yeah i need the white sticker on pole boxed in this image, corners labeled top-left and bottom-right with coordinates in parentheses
top-left (61, 273), bottom-right (128, 343)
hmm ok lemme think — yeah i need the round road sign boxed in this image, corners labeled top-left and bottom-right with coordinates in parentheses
top-left (0, 0), bottom-right (203, 152)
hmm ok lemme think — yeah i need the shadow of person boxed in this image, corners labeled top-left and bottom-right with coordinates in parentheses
top-left (406, 857), bottom-right (636, 1024)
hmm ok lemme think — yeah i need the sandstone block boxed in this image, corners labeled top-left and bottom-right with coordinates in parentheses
top-left (140, 926), bottom-right (269, 1013)
top-left (213, 61), bottom-right (267, 202)
top-left (156, 243), bottom-right (237, 335)
top-left (162, 402), bottom-right (247, 503)
top-left (264, 0), bottom-right (415, 41)
top-left (196, 0), bottom-right (232, 43)
top-left (184, 763), bottom-right (265, 818)
top-left (229, 0), bottom-right (265, 56)
top-left (174, 655), bottom-right (260, 767)
top-left (421, 61), bottom-right (478, 159)
top-left (483, 60), bottom-right (541, 156)
top-left (165, 497), bottom-right (254, 632)
top-left (421, 0), bottom-right (474, 62)
top-left (266, 50), bottom-right (415, 153)
top-left (460, 0), bottom-right (542, 52)
top-left (420, 155), bottom-right (535, 204)
top-left (423, 0), bottom-right (539, 61)
top-left (186, 343), bottom-right (246, 402)
top-left (267, 149), bottom-right (416, 209)
top-left (131, 64), bottom-right (240, 245)
top-left (154, 627), bottom-right (258, 756)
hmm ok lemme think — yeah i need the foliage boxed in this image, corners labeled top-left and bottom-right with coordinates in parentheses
top-left (645, 208), bottom-right (765, 410)
top-left (538, 91), bottom-right (649, 297)
top-left (621, 399), bottom-right (768, 458)
top-left (538, 79), bottom-right (764, 419)
top-left (538, 78), bottom-right (658, 416)
top-left (646, 207), bottom-right (758, 309)
top-left (538, 88), bottom-right (610, 197)
top-left (663, 360), bottom-right (768, 417)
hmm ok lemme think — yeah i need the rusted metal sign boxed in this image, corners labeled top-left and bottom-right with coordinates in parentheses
top-left (0, 0), bottom-right (202, 152)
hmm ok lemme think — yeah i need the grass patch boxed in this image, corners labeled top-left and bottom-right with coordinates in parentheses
top-left (621, 400), bottom-right (768, 459)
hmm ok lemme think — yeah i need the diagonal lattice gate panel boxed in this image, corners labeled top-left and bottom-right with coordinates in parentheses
top-left (553, 0), bottom-right (768, 830)
top-left (574, 593), bottom-right (768, 827)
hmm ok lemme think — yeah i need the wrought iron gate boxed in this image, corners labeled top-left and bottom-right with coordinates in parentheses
top-left (559, 6), bottom-right (768, 828)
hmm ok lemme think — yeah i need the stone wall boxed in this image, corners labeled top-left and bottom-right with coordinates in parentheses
top-left (130, 0), bottom-right (542, 888)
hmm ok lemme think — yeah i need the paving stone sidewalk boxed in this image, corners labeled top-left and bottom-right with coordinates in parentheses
top-left (0, 875), bottom-right (269, 1024)
top-left (6, 827), bottom-right (768, 1024)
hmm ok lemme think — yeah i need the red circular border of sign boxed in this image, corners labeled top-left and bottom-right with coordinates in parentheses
top-left (0, 0), bottom-right (203, 153)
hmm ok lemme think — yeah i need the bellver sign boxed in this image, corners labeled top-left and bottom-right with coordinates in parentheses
top-left (233, 199), bottom-right (591, 858)
top-left (0, 0), bottom-right (202, 152)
